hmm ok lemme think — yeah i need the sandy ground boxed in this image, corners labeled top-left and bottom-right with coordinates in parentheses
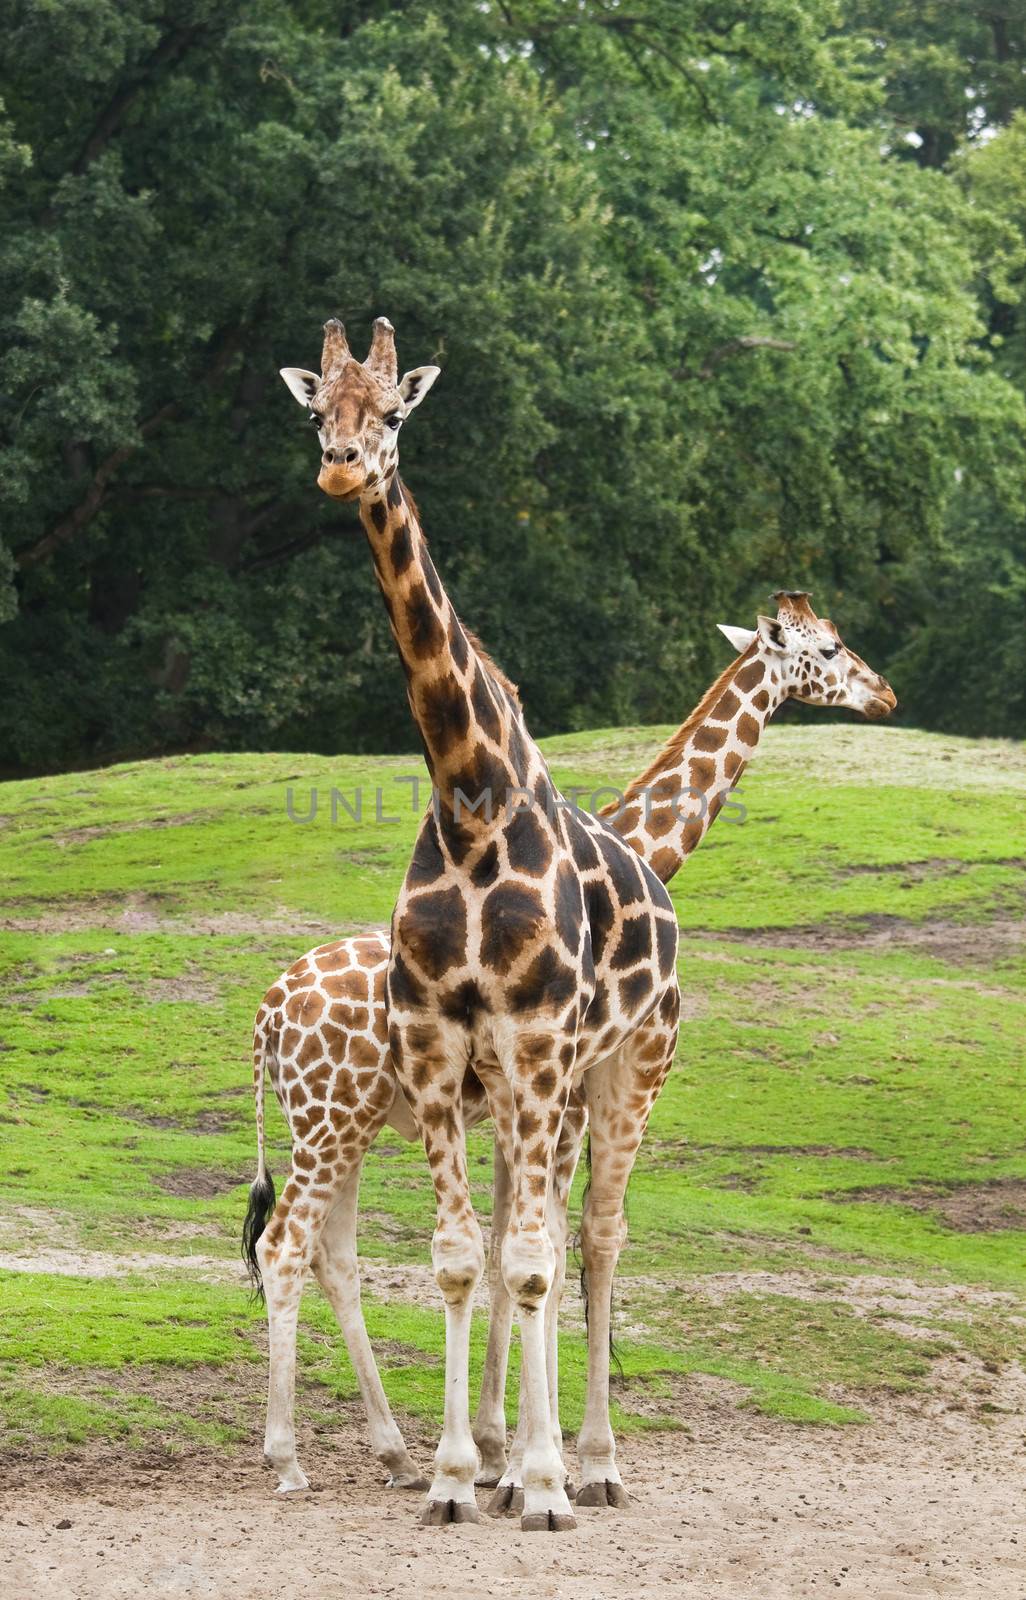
top-left (3, 1361), bottom-right (1026, 1600)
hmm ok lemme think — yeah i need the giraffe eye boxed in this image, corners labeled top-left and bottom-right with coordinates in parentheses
top-left (309, 413), bottom-right (323, 427)
top-left (384, 413), bottom-right (402, 430)
top-left (821, 647), bottom-right (838, 660)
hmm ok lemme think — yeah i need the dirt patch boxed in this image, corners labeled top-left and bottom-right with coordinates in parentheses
top-left (841, 854), bottom-right (1026, 879)
top-left (0, 1247), bottom-right (240, 1281)
top-left (22, 969), bottom-right (221, 1004)
top-left (142, 975), bottom-right (222, 1003)
top-left (684, 912), bottom-right (1026, 966)
top-left (52, 811), bottom-right (214, 846)
top-left (153, 1168), bottom-right (248, 1198)
top-left (123, 1107), bottom-right (239, 1134)
top-left (839, 1177), bottom-right (1026, 1233)
top-left (652, 1140), bottom-right (882, 1163)
top-left (0, 891), bottom-right (383, 942)
top-left (4, 1354), bottom-right (1026, 1599)
top-left (658, 1268), bottom-right (1024, 1319)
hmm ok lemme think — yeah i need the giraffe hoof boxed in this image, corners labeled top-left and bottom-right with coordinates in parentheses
top-left (420, 1498), bottom-right (482, 1526)
top-left (486, 1484), bottom-right (525, 1516)
top-left (271, 1469), bottom-right (310, 1494)
top-left (521, 1510), bottom-right (578, 1533)
top-left (388, 1472), bottom-right (430, 1491)
top-left (576, 1479), bottom-right (631, 1509)
top-left (475, 1473), bottom-right (502, 1488)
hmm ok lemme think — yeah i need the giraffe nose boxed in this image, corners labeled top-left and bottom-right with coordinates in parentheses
top-left (322, 444), bottom-right (360, 467)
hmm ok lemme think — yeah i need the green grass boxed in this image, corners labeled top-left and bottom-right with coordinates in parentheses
top-left (1, 723), bottom-right (1025, 1455)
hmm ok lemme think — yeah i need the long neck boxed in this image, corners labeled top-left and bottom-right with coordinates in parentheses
top-left (603, 644), bottom-right (785, 882)
top-left (359, 475), bottom-right (535, 835)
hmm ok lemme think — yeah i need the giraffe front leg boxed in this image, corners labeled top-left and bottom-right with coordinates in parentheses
top-left (498, 1038), bottom-right (578, 1533)
top-left (486, 1084), bottom-right (584, 1518)
top-left (405, 1056), bottom-right (485, 1525)
top-left (422, 1202), bottom-right (485, 1523)
top-left (503, 1230), bottom-right (576, 1532)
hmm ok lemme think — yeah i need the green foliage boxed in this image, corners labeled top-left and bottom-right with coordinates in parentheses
top-left (840, 1), bottom-right (1026, 167)
top-left (0, 2), bottom-right (1023, 768)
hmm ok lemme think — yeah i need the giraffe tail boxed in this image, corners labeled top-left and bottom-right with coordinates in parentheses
top-left (242, 1020), bottom-right (276, 1299)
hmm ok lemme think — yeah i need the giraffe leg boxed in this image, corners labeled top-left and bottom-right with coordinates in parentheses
top-left (486, 1090), bottom-right (585, 1517)
top-left (472, 1138), bottom-right (514, 1485)
top-left (257, 1172), bottom-right (331, 1493)
top-left (575, 1014), bottom-right (677, 1510)
top-left (498, 1037), bottom-right (578, 1534)
top-left (312, 1167), bottom-right (427, 1490)
top-left (546, 1092), bottom-right (586, 1484)
top-left (404, 1051), bottom-right (486, 1525)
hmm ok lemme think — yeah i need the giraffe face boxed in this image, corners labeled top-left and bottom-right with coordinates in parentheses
top-left (280, 317), bottom-right (439, 501)
top-left (721, 591), bottom-right (897, 719)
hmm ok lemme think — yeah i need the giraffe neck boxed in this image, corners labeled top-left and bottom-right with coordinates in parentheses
top-left (604, 644), bottom-right (785, 882)
top-left (359, 475), bottom-right (533, 830)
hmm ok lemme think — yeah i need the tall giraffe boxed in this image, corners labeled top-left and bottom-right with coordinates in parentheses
top-left (279, 317), bottom-right (682, 1531)
top-left (245, 590), bottom-right (895, 1500)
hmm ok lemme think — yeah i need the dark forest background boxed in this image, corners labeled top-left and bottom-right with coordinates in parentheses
top-left (1, 0), bottom-right (1024, 772)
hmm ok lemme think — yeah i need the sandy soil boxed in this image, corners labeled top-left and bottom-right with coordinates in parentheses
top-left (4, 1365), bottom-right (1025, 1600)
top-left (3, 1228), bottom-right (1025, 1596)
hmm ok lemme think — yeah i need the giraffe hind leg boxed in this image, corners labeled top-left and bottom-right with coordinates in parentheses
top-left (575, 1007), bottom-right (678, 1509)
top-left (472, 1136), bottom-right (514, 1485)
top-left (257, 1170), bottom-right (333, 1493)
top-left (312, 1166), bottom-right (427, 1490)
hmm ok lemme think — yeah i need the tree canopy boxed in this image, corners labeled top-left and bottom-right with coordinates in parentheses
top-left (1, 0), bottom-right (1023, 770)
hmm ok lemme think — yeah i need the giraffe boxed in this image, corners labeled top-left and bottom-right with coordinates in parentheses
top-left (606, 589), bottom-right (897, 882)
top-left (243, 588), bottom-right (895, 1501)
top-left (278, 316), bottom-right (683, 1531)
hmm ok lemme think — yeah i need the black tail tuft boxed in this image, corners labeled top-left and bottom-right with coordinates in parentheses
top-left (577, 1133), bottom-right (625, 1385)
top-left (242, 1171), bottom-right (276, 1300)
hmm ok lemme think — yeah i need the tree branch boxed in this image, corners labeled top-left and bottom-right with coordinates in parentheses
top-left (16, 403), bottom-right (179, 569)
top-left (673, 335), bottom-right (797, 381)
top-left (242, 525), bottom-right (338, 574)
top-left (72, 26), bottom-right (207, 177)
top-left (15, 327), bottom-right (246, 570)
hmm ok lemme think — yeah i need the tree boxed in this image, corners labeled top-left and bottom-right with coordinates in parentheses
top-left (0, 0), bottom-right (1022, 770)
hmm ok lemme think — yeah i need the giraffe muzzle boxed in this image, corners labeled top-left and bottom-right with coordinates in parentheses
top-left (317, 462), bottom-right (364, 500)
top-left (864, 682), bottom-right (897, 719)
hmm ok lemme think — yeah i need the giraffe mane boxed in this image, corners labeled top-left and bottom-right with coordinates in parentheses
top-left (604, 645), bottom-right (755, 813)
top-left (397, 477), bottom-right (522, 708)
top-left (463, 626), bottom-right (522, 705)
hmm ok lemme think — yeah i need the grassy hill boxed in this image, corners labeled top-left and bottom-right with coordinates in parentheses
top-left (1, 723), bottom-right (1024, 1456)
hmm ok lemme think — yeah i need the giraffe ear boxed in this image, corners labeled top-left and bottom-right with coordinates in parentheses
top-left (280, 368), bottom-right (321, 407)
top-left (397, 365), bottom-right (441, 415)
top-left (756, 614), bottom-right (788, 653)
top-left (717, 624), bottom-right (757, 654)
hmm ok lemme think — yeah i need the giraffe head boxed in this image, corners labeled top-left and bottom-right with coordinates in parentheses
top-left (280, 317), bottom-right (440, 501)
top-left (718, 591), bottom-right (896, 718)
